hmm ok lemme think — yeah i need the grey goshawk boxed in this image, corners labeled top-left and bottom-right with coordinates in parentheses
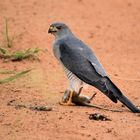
top-left (48, 22), bottom-right (140, 113)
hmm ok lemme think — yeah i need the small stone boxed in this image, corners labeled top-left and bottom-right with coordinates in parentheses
top-left (58, 116), bottom-right (63, 120)
top-left (81, 125), bottom-right (85, 128)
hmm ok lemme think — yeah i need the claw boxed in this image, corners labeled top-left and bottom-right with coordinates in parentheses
top-left (61, 89), bottom-right (70, 102)
top-left (59, 101), bottom-right (75, 106)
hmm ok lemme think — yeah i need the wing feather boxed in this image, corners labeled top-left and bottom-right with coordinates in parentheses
top-left (58, 39), bottom-right (117, 103)
top-left (59, 43), bottom-right (102, 85)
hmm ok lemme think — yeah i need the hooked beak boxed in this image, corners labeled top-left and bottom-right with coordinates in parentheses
top-left (48, 26), bottom-right (58, 33)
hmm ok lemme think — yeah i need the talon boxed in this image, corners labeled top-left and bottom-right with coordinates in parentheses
top-left (59, 102), bottom-right (75, 106)
top-left (62, 89), bottom-right (70, 102)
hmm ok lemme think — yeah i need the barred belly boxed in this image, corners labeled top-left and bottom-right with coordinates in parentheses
top-left (63, 66), bottom-right (83, 92)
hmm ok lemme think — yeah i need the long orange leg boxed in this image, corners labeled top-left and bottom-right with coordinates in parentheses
top-left (59, 90), bottom-right (75, 106)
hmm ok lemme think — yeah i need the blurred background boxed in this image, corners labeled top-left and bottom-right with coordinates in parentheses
top-left (0, 0), bottom-right (140, 140)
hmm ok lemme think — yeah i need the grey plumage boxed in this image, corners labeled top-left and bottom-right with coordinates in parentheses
top-left (48, 22), bottom-right (140, 113)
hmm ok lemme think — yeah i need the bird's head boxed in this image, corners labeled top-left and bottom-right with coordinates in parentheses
top-left (48, 22), bottom-right (73, 38)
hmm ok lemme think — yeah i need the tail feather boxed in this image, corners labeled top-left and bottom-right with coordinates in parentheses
top-left (94, 77), bottom-right (140, 113)
top-left (106, 77), bottom-right (140, 113)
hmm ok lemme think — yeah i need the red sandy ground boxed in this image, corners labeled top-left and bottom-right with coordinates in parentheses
top-left (0, 0), bottom-right (140, 140)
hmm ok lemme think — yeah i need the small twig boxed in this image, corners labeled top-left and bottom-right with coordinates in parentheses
top-left (7, 100), bottom-right (52, 111)
top-left (29, 106), bottom-right (52, 111)
top-left (5, 18), bottom-right (12, 48)
top-left (0, 47), bottom-right (7, 54)
top-left (0, 47), bottom-right (11, 59)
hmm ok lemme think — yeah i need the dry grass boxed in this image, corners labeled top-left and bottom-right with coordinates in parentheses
top-left (0, 19), bottom-right (40, 61)
top-left (0, 47), bottom-right (39, 61)
top-left (0, 69), bottom-right (32, 84)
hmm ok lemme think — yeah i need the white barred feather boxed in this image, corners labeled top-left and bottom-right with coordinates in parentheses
top-left (63, 66), bottom-right (83, 92)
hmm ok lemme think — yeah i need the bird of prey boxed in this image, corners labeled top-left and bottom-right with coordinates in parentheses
top-left (48, 22), bottom-right (140, 113)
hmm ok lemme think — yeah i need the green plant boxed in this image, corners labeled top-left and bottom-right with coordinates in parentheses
top-left (0, 19), bottom-right (40, 61)
top-left (0, 69), bottom-right (32, 84)
top-left (0, 47), bottom-right (39, 61)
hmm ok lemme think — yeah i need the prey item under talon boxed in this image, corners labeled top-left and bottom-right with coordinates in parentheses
top-left (61, 89), bottom-right (123, 112)
top-left (72, 91), bottom-right (123, 112)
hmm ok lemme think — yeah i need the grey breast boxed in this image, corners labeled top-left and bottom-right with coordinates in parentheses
top-left (52, 38), bottom-right (83, 91)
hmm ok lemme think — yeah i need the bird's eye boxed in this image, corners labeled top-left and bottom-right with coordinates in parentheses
top-left (56, 26), bottom-right (62, 30)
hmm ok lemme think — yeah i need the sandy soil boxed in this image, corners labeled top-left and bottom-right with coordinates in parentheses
top-left (0, 0), bottom-right (140, 140)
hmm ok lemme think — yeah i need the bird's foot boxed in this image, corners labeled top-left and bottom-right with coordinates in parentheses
top-left (59, 101), bottom-right (75, 106)
top-left (60, 90), bottom-right (75, 106)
